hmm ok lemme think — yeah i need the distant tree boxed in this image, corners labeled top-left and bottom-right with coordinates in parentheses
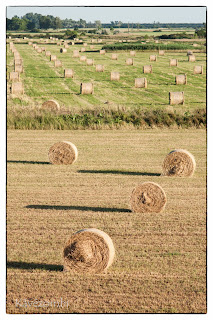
top-left (95, 20), bottom-right (102, 29)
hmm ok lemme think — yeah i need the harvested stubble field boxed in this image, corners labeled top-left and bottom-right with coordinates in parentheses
top-left (7, 129), bottom-right (206, 314)
top-left (7, 41), bottom-right (206, 112)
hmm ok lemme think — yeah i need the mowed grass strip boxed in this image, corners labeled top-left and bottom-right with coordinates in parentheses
top-left (7, 129), bottom-right (206, 313)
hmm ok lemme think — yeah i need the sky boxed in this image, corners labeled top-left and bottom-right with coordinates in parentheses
top-left (6, 6), bottom-right (206, 23)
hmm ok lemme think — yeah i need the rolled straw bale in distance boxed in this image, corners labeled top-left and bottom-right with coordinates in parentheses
top-left (80, 55), bottom-right (87, 62)
top-left (111, 53), bottom-right (118, 60)
top-left (110, 72), bottom-right (120, 81)
top-left (159, 50), bottom-right (165, 56)
top-left (187, 50), bottom-right (193, 56)
top-left (28, 41), bottom-right (32, 45)
top-left (45, 51), bottom-right (51, 56)
top-left (41, 47), bottom-right (46, 51)
top-left (50, 55), bottom-right (57, 61)
top-left (130, 182), bottom-right (167, 213)
top-left (175, 74), bottom-right (187, 85)
top-left (48, 141), bottom-right (78, 165)
top-left (9, 71), bottom-right (20, 82)
top-left (169, 92), bottom-right (184, 105)
top-left (73, 50), bottom-right (80, 58)
top-left (170, 59), bottom-right (178, 66)
top-left (37, 48), bottom-right (42, 53)
top-left (64, 69), bottom-right (74, 78)
top-left (80, 83), bottom-right (93, 94)
top-left (63, 228), bottom-right (115, 274)
top-left (188, 55), bottom-right (196, 62)
top-left (11, 82), bottom-right (24, 95)
top-left (162, 149), bottom-right (196, 177)
top-left (14, 59), bottom-right (23, 66)
top-left (126, 58), bottom-right (134, 65)
top-left (150, 55), bottom-right (157, 62)
top-left (96, 64), bottom-right (104, 72)
top-left (64, 44), bottom-right (69, 49)
top-left (143, 65), bottom-right (152, 73)
top-left (54, 60), bottom-right (62, 67)
top-left (86, 59), bottom-right (94, 66)
top-left (194, 66), bottom-right (203, 74)
top-left (130, 50), bottom-right (136, 56)
top-left (60, 48), bottom-right (67, 53)
top-left (14, 64), bottom-right (23, 73)
top-left (135, 78), bottom-right (147, 88)
top-left (100, 49), bottom-right (106, 55)
top-left (90, 45), bottom-right (94, 49)
top-left (81, 47), bottom-right (86, 52)
top-left (83, 43), bottom-right (87, 47)
top-left (41, 100), bottom-right (60, 111)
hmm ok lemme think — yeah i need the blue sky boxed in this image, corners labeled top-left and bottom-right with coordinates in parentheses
top-left (6, 6), bottom-right (206, 23)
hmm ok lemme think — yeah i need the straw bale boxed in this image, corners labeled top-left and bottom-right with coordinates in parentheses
top-left (60, 48), bottom-right (67, 53)
top-left (111, 53), bottom-right (118, 60)
top-left (90, 45), bottom-right (94, 49)
top-left (80, 83), bottom-right (93, 94)
top-left (14, 64), bottom-right (23, 73)
top-left (41, 47), bottom-right (46, 51)
top-left (45, 51), bottom-right (51, 56)
top-left (188, 55), bottom-right (196, 62)
top-left (14, 59), bottom-right (23, 66)
top-left (37, 48), bottom-right (42, 53)
top-left (64, 69), bottom-right (74, 78)
top-left (162, 149), bottom-right (196, 177)
top-left (194, 66), bottom-right (203, 74)
top-left (64, 44), bottom-right (69, 49)
top-left (169, 92), bottom-right (184, 105)
top-left (11, 82), bottom-right (24, 95)
top-left (9, 71), bottom-right (20, 82)
top-left (83, 43), bottom-right (87, 47)
top-left (86, 59), bottom-right (94, 66)
top-left (28, 42), bottom-right (32, 45)
top-left (170, 59), bottom-right (178, 66)
top-left (175, 74), bottom-right (187, 85)
top-left (96, 64), bottom-right (104, 72)
top-left (81, 47), bottom-right (86, 52)
top-left (143, 65), bottom-right (152, 73)
top-left (130, 182), bottom-right (167, 213)
top-left (130, 50), bottom-right (136, 56)
top-left (110, 72), bottom-right (120, 81)
top-left (126, 58), bottom-right (134, 65)
top-left (100, 50), bottom-right (106, 55)
top-left (73, 50), bottom-right (80, 58)
top-left (80, 55), bottom-right (87, 62)
top-left (63, 228), bottom-right (115, 274)
top-left (135, 78), bottom-right (147, 88)
top-left (50, 55), bottom-right (57, 61)
top-left (41, 100), bottom-right (60, 112)
top-left (54, 60), bottom-right (62, 67)
top-left (159, 50), bottom-right (165, 56)
top-left (150, 55), bottom-right (157, 62)
top-left (48, 141), bottom-right (78, 165)
top-left (187, 50), bottom-right (193, 56)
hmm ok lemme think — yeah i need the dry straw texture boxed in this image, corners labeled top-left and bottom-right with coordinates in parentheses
top-left (96, 64), bottom-right (104, 72)
top-left (135, 78), bottom-right (147, 88)
top-left (45, 51), bottom-right (51, 56)
top-left (150, 55), bottom-right (157, 62)
top-left (162, 149), bottom-right (196, 177)
top-left (64, 44), bottom-right (69, 49)
top-left (41, 47), bottom-right (46, 51)
top-left (169, 92), bottom-right (184, 105)
top-left (86, 59), bottom-right (94, 66)
top-left (54, 60), bottom-right (62, 67)
top-left (60, 48), bottom-right (67, 53)
top-left (64, 69), bottom-right (74, 78)
top-left (175, 74), bottom-right (187, 85)
top-left (130, 182), bottom-right (167, 213)
top-left (143, 65), bottom-right (152, 73)
top-left (37, 48), bottom-right (42, 53)
top-left (48, 141), bottom-right (78, 165)
top-left (187, 50), bottom-right (193, 56)
top-left (81, 47), bottom-right (86, 52)
top-left (63, 228), bottom-right (115, 274)
top-left (194, 66), bottom-right (203, 74)
top-left (100, 50), bottom-right (106, 55)
top-left (9, 71), bottom-right (20, 82)
top-left (41, 100), bottom-right (60, 111)
top-left (110, 72), bottom-right (120, 81)
top-left (11, 82), bottom-right (24, 95)
top-left (126, 58), bottom-right (134, 65)
top-left (50, 55), bottom-right (57, 61)
top-left (80, 83), bottom-right (93, 94)
top-left (14, 59), bottom-right (23, 66)
top-left (73, 50), bottom-right (80, 58)
top-left (188, 55), bottom-right (196, 62)
top-left (130, 50), bottom-right (136, 56)
top-left (14, 65), bottom-right (23, 73)
top-left (170, 59), bottom-right (178, 66)
top-left (83, 43), bottom-right (87, 46)
top-left (80, 55), bottom-right (87, 62)
top-left (111, 53), bottom-right (118, 60)
top-left (159, 50), bottom-right (165, 56)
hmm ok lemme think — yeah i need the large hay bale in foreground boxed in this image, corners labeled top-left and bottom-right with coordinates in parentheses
top-left (111, 53), bottom-right (118, 60)
top-left (11, 82), bottom-right (24, 95)
top-left (54, 60), bottom-right (62, 67)
top-left (130, 50), bottom-right (136, 56)
top-left (188, 55), bottom-right (196, 62)
top-left (175, 74), bottom-right (187, 85)
top-left (110, 72), bottom-right (120, 81)
top-left (130, 182), bottom-right (167, 213)
top-left (126, 58), bottom-right (134, 65)
top-left (63, 228), bottom-right (115, 274)
top-left (162, 149), bottom-right (196, 177)
top-left (96, 64), bottom-right (104, 72)
top-left (143, 65), bottom-right (152, 73)
top-left (60, 48), bottom-right (67, 53)
top-left (159, 50), bottom-right (165, 56)
top-left (64, 69), bottom-right (74, 78)
top-left (50, 55), bottom-right (57, 61)
top-left (194, 66), bottom-right (203, 74)
top-left (170, 59), bottom-right (178, 66)
top-left (80, 83), bottom-right (93, 94)
top-left (169, 92), bottom-right (184, 105)
top-left (41, 100), bottom-right (60, 111)
top-left (150, 55), bottom-right (157, 62)
top-left (86, 59), bottom-right (94, 66)
top-left (48, 141), bottom-right (78, 165)
top-left (135, 78), bottom-right (147, 88)
top-left (9, 71), bottom-right (20, 82)
top-left (80, 55), bottom-right (87, 62)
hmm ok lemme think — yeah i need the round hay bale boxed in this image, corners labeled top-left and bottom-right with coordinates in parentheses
top-left (130, 182), bottom-right (167, 213)
top-left (48, 141), bottom-right (78, 165)
top-left (86, 59), bottom-right (94, 66)
top-left (170, 59), bottom-right (178, 66)
top-left (41, 100), bottom-right (60, 112)
top-left (111, 53), bottom-right (118, 60)
top-left (63, 228), bottom-right (115, 274)
top-left (169, 92), bottom-right (184, 105)
top-left (187, 50), bottom-right (193, 56)
top-left (188, 55), bottom-right (196, 62)
top-left (60, 48), bottom-right (67, 53)
top-left (175, 74), bottom-right (187, 85)
top-left (194, 66), bottom-right (203, 74)
top-left (130, 50), bottom-right (136, 56)
top-left (41, 47), bottom-right (46, 52)
top-left (80, 83), bottom-right (93, 94)
top-left (54, 60), bottom-right (62, 67)
top-left (110, 72), bottom-right (120, 81)
top-left (150, 55), bottom-right (157, 62)
top-left (100, 49), bottom-right (106, 55)
top-left (64, 44), bottom-right (69, 49)
top-left (135, 78), bottom-right (147, 88)
top-left (14, 59), bottom-right (23, 66)
top-left (64, 69), bottom-right (74, 78)
top-left (126, 58), bottom-right (134, 65)
top-left (73, 50), bottom-right (80, 58)
top-left (83, 43), bottom-right (87, 47)
top-left (159, 50), bottom-right (165, 56)
top-left (14, 64), bottom-right (23, 73)
top-left (9, 71), bottom-right (20, 82)
top-left (11, 82), bottom-right (24, 95)
top-left (80, 55), bottom-right (87, 62)
top-left (96, 64), bottom-right (104, 72)
top-left (162, 149), bottom-right (196, 177)
top-left (50, 55), bottom-right (57, 61)
top-left (81, 47), bottom-right (86, 52)
top-left (143, 65), bottom-right (152, 73)
top-left (45, 51), bottom-right (51, 57)
top-left (28, 41), bottom-right (33, 46)
top-left (37, 48), bottom-right (42, 53)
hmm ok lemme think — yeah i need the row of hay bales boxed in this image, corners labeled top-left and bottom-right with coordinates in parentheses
top-left (8, 43), bottom-right (24, 95)
top-left (46, 141), bottom-right (196, 273)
